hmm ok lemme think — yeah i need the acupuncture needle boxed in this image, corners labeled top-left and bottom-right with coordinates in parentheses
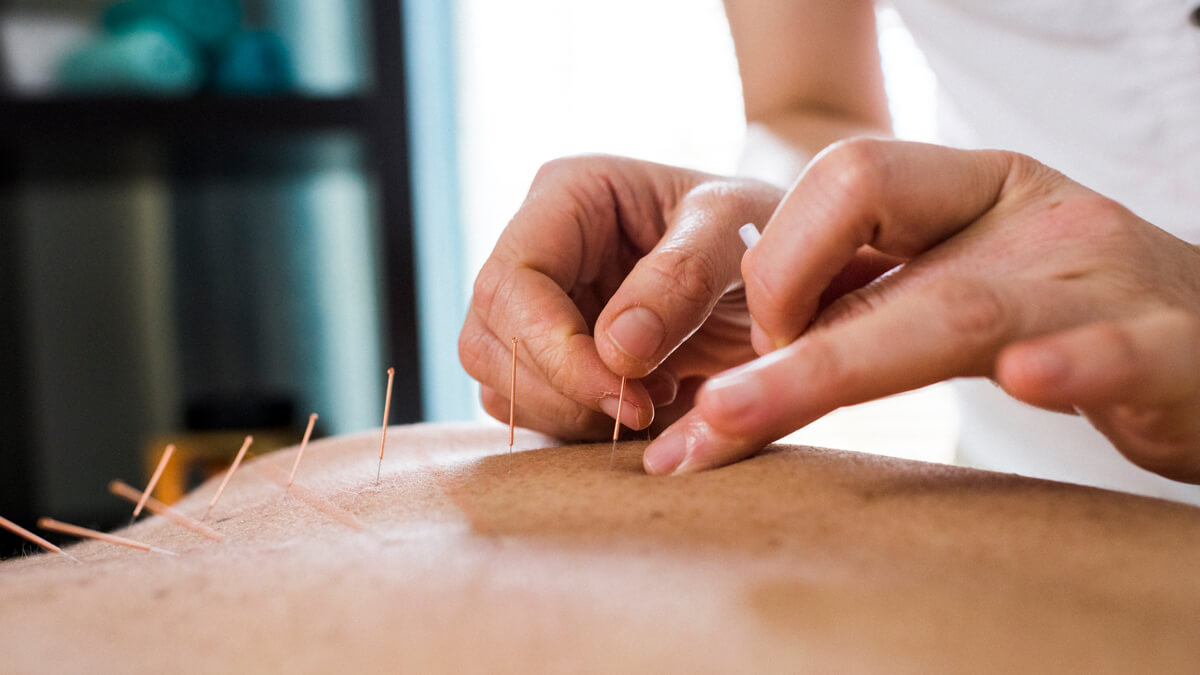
top-left (377, 367), bottom-right (395, 484)
top-left (738, 222), bottom-right (761, 250)
top-left (609, 376), bottom-right (626, 470)
top-left (38, 518), bottom-right (176, 556)
top-left (287, 413), bottom-right (319, 490)
top-left (509, 337), bottom-right (518, 472)
top-left (109, 480), bottom-right (224, 543)
top-left (0, 514), bottom-right (82, 563)
top-left (133, 443), bottom-right (175, 522)
top-left (207, 435), bottom-right (254, 519)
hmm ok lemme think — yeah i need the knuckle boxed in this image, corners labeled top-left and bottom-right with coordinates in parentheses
top-left (931, 280), bottom-right (1010, 346)
top-left (796, 333), bottom-right (849, 391)
top-left (1000, 151), bottom-right (1047, 185)
top-left (456, 326), bottom-right (490, 382)
top-left (1090, 321), bottom-right (1143, 389)
top-left (1052, 194), bottom-right (1130, 242)
top-left (643, 247), bottom-right (725, 310)
top-left (532, 156), bottom-right (582, 184)
top-left (531, 153), bottom-right (613, 186)
top-left (999, 151), bottom-right (1077, 208)
top-left (686, 178), bottom-right (781, 224)
top-left (1095, 321), bottom-right (1140, 364)
top-left (816, 137), bottom-right (891, 199)
top-left (816, 285), bottom-right (887, 329)
top-left (470, 261), bottom-right (508, 322)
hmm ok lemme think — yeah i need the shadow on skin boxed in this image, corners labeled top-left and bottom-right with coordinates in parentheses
top-left (439, 440), bottom-right (1200, 557)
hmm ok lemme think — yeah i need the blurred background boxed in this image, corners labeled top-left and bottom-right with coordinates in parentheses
top-left (0, 0), bottom-right (952, 557)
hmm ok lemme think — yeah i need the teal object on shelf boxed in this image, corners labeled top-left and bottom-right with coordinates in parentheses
top-left (102, 0), bottom-right (158, 33)
top-left (58, 18), bottom-right (202, 95)
top-left (213, 31), bottom-right (294, 94)
top-left (104, 0), bottom-right (241, 49)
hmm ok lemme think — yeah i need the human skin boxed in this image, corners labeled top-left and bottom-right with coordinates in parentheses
top-left (658, 139), bottom-right (1200, 482)
top-left (2, 423), bottom-right (1198, 673)
top-left (459, 3), bottom-right (1200, 483)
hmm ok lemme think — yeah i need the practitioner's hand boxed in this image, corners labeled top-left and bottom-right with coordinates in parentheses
top-left (644, 139), bottom-right (1200, 483)
top-left (460, 155), bottom-right (782, 439)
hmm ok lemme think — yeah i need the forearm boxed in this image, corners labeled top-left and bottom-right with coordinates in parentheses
top-left (722, 0), bottom-right (891, 188)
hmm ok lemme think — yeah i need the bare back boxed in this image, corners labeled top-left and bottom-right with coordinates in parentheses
top-left (2, 423), bottom-right (1198, 673)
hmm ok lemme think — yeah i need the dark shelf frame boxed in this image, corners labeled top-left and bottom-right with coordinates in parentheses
top-left (0, 0), bottom-right (422, 556)
top-left (0, 95), bottom-right (377, 135)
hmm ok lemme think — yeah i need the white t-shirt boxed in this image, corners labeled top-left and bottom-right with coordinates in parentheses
top-left (888, 0), bottom-right (1200, 504)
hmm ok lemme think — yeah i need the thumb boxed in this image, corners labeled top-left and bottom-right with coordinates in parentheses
top-left (595, 182), bottom-right (776, 376)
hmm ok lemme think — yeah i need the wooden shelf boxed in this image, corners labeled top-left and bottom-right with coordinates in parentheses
top-left (0, 94), bottom-right (380, 138)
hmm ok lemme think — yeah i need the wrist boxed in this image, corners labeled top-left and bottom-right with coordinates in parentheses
top-left (736, 114), bottom-right (892, 188)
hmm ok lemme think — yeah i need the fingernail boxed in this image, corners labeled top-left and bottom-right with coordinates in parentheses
top-left (701, 364), bottom-right (764, 422)
top-left (643, 370), bottom-right (679, 406)
top-left (750, 317), bottom-right (772, 355)
top-left (609, 307), bottom-right (665, 363)
top-left (644, 429), bottom-right (687, 475)
top-left (599, 395), bottom-right (636, 428)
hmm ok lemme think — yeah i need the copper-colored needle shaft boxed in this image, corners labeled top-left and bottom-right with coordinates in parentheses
top-left (0, 514), bottom-right (81, 563)
top-left (509, 337), bottom-right (518, 472)
top-left (287, 413), bottom-right (319, 489)
top-left (207, 435), bottom-right (254, 517)
top-left (38, 518), bottom-right (176, 556)
top-left (133, 443), bottom-right (175, 520)
top-left (377, 367), bottom-right (395, 484)
top-left (609, 376), bottom-right (626, 470)
top-left (109, 480), bottom-right (223, 542)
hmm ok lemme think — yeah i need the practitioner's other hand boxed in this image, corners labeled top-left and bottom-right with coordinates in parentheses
top-left (460, 155), bottom-right (783, 439)
top-left (645, 139), bottom-right (1200, 483)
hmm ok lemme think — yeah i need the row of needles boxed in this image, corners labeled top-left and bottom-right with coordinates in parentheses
top-left (2, 348), bottom-right (627, 562)
top-left (1, 404), bottom-right (327, 561)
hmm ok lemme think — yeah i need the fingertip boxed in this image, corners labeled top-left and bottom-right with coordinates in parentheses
top-left (642, 369), bottom-right (679, 407)
top-left (750, 318), bottom-right (773, 356)
top-left (642, 412), bottom-right (761, 476)
top-left (643, 429), bottom-right (687, 475)
top-left (997, 342), bottom-right (1072, 404)
top-left (600, 383), bottom-right (655, 431)
top-left (602, 305), bottom-right (666, 374)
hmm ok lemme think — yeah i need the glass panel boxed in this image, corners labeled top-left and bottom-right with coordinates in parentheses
top-left (169, 134), bottom-right (384, 438)
top-left (6, 132), bottom-right (384, 522)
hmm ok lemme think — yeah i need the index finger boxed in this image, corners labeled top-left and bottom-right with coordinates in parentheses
top-left (743, 139), bottom-right (1029, 349)
top-left (643, 275), bottom-right (1035, 474)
